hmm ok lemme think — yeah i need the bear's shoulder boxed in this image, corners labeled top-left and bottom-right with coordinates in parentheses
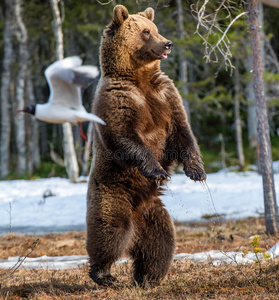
top-left (93, 78), bottom-right (145, 122)
top-left (96, 78), bottom-right (144, 104)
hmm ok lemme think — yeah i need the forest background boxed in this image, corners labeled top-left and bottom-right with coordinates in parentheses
top-left (1, 0), bottom-right (279, 180)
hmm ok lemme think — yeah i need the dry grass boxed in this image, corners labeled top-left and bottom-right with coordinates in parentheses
top-left (1, 217), bottom-right (279, 299)
top-left (0, 231), bottom-right (87, 259)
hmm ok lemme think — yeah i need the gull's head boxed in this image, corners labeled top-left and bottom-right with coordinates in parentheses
top-left (17, 104), bottom-right (36, 115)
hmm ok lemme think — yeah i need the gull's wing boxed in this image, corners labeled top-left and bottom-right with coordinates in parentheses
top-left (44, 56), bottom-right (99, 108)
top-left (45, 56), bottom-right (99, 88)
top-left (72, 65), bottom-right (99, 87)
top-left (45, 56), bottom-right (83, 81)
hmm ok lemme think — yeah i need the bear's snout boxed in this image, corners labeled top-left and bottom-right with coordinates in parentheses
top-left (164, 41), bottom-right (173, 50)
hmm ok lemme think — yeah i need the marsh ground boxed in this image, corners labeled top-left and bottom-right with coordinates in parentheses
top-left (1, 217), bottom-right (279, 299)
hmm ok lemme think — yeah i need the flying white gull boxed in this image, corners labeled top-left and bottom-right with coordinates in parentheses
top-left (18, 56), bottom-right (105, 140)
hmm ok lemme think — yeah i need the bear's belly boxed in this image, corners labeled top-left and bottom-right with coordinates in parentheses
top-left (90, 159), bottom-right (161, 206)
top-left (138, 123), bottom-right (168, 158)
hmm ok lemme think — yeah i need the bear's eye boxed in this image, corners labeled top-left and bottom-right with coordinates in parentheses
top-left (143, 29), bottom-right (150, 36)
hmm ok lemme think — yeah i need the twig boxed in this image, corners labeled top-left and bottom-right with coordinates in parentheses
top-left (265, 35), bottom-right (279, 73)
top-left (220, 250), bottom-right (255, 287)
top-left (254, 251), bottom-right (262, 275)
top-left (0, 239), bottom-right (40, 281)
top-left (191, 0), bottom-right (247, 75)
top-left (207, 12), bottom-right (247, 59)
top-left (4, 290), bottom-right (9, 300)
top-left (96, 0), bottom-right (114, 5)
top-left (50, 142), bottom-right (65, 167)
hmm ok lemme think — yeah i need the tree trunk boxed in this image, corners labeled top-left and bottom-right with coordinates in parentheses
top-left (82, 121), bottom-right (93, 176)
top-left (72, 124), bottom-right (83, 167)
top-left (26, 69), bottom-right (41, 171)
top-left (245, 55), bottom-right (258, 149)
top-left (49, 0), bottom-right (79, 182)
top-left (0, 0), bottom-right (14, 178)
top-left (176, 0), bottom-right (190, 121)
top-left (14, 0), bottom-right (28, 175)
top-left (244, 4), bottom-right (265, 152)
top-left (234, 59), bottom-right (245, 171)
top-left (248, 0), bottom-right (278, 235)
top-left (219, 133), bottom-right (226, 169)
top-left (50, 0), bottom-right (64, 61)
top-left (257, 2), bottom-right (266, 173)
top-left (40, 124), bottom-right (49, 158)
top-left (258, 3), bottom-right (265, 69)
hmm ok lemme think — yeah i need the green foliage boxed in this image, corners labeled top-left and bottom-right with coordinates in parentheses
top-left (242, 235), bottom-right (271, 271)
top-left (263, 252), bottom-right (271, 259)
top-left (201, 213), bottom-right (222, 220)
top-left (1, 0), bottom-right (279, 178)
top-left (4, 162), bottom-right (67, 181)
top-left (251, 235), bottom-right (260, 248)
top-left (270, 136), bottom-right (279, 161)
top-left (263, 72), bottom-right (279, 82)
top-left (34, 162), bottom-right (67, 178)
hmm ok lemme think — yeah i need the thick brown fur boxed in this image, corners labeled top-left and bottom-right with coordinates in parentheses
top-left (86, 5), bottom-right (206, 287)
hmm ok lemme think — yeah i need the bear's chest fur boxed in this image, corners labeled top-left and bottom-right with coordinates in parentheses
top-left (136, 81), bottom-right (172, 158)
top-left (94, 74), bottom-right (173, 161)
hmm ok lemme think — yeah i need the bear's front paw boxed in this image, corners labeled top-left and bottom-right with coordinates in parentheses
top-left (183, 161), bottom-right (206, 182)
top-left (142, 168), bottom-right (170, 181)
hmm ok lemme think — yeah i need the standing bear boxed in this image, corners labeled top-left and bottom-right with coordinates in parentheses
top-left (87, 5), bottom-right (206, 287)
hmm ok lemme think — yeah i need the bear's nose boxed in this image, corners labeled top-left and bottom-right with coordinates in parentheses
top-left (164, 41), bottom-right (173, 50)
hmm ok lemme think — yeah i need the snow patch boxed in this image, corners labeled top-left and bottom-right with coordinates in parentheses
top-left (1, 242), bottom-right (278, 270)
top-left (0, 169), bottom-right (278, 234)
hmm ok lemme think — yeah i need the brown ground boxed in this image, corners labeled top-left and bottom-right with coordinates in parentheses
top-left (1, 217), bottom-right (279, 299)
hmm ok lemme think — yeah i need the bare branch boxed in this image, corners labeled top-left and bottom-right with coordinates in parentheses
top-left (0, 239), bottom-right (39, 281)
top-left (50, 142), bottom-right (65, 167)
top-left (191, 0), bottom-right (247, 75)
top-left (265, 35), bottom-right (279, 73)
top-left (256, 0), bottom-right (279, 8)
top-left (220, 250), bottom-right (255, 287)
top-left (4, 291), bottom-right (9, 300)
top-left (207, 12), bottom-right (247, 61)
top-left (96, 0), bottom-right (114, 5)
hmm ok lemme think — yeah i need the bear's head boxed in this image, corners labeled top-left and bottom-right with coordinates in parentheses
top-left (100, 5), bottom-right (173, 77)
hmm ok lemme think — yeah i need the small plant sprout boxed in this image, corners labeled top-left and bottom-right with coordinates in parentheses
top-left (243, 235), bottom-right (272, 275)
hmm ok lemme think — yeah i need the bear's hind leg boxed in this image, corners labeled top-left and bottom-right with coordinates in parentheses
top-left (129, 198), bottom-right (175, 287)
top-left (87, 193), bottom-right (133, 286)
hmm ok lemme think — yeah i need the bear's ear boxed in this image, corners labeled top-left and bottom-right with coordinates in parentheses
top-left (138, 7), bottom-right (154, 22)
top-left (113, 5), bottom-right (129, 27)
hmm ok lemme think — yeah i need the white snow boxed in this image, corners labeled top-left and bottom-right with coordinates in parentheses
top-left (0, 255), bottom-right (89, 270)
top-left (1, 169), bottom-right (278, 234)
top-left (175, 241), bottom-right (279, 265)
top-left (1, 243), bottom-right (278, 270)
top-left (0, 177), bottom-right (88, 234)
top-left (0, 167), bottom-right (278, 269)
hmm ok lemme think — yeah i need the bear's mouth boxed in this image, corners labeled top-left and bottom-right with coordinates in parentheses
top-left (152, 50), bottom-right (169, 59)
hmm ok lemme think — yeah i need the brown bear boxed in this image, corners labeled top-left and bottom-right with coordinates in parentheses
top-left (86, 5), bottom-right (206, 287)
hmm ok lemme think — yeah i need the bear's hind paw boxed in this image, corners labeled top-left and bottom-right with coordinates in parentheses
top-left (89, 266), bottom-right (117, 286)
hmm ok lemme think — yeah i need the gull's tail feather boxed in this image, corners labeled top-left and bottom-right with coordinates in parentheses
top-left (88, 113), bottom-right (106, 125)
